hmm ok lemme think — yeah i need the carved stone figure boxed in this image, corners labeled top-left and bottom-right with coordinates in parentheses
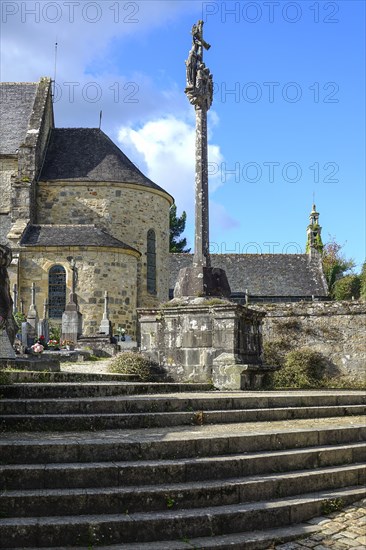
top-left (185, 21), bottom-right (214, 109)
top-left (186, 44), bottom-right (198, 87)
top-left (192, 20), bottom-right (211, 54)
top-left (0, 245), bottom-right (17, 344)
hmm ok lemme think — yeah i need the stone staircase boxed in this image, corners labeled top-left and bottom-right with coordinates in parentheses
top-left (0, 380), bottom-right (365, 549)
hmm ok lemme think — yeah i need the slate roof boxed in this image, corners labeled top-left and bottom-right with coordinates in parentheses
top-left (169, 254), bottom-right (328, 297)
top-left (0, 82), bottom-right (38, 155)
top-left (20, 224), bottom-right (139, 254)
top-left (39, 128), bottom-right (172, 198)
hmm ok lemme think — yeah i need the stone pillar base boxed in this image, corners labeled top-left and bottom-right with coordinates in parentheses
top-left (212, 352), bottom-right (274, 390)
top-left (99, 319), bottom-right (112, 336)
top-left (139, 302), bottom-right (267, 387)
top-left (174, 266), bottom-right (231, 298)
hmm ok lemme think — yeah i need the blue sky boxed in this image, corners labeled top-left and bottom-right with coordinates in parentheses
top-left (1, 0), bottom-right (365, 269)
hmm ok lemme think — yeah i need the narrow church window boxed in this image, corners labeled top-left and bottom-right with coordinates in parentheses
top-left (147, 229), bottom-right (157, 294)
top-left (48, 265), bottom-right (66, 318)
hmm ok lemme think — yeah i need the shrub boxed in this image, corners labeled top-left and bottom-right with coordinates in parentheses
top-left (49, 324), bottom-right (61, 342)
top-left (270, 348), bottom-right (328, 389)
top-left (360, 262), bottom-right (366, 301)
top-left (14, 312), bottom-right (26, 331)
top-left (263, 340), bottom-right (291, 368)
top-left (109, 352), bottom-right (153, 381)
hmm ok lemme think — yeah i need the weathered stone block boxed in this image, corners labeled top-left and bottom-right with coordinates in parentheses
top-left (174, 266), bottom-right (231, 298)
top-left (212, 353), bottom-right (248, 390)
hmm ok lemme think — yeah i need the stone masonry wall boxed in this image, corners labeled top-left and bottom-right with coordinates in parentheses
top-left (252, 301), bottom-right (366, 381)
top-left (18, 247), bottom-right (138, 338)
top-left (0, 157), bottom-right (17, 246)
top-left (0, 157), bottom-right (16, 215)
top-left (37, 182), bottom-right (171, 307)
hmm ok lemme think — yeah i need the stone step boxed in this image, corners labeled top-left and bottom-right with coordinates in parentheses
top-left (5, 371), bottom-right (140, 383)
top-left (1, 442), bottom-right (364, 491)
top-left (1, 390), bottom-right (365, 413)
top-left (0, 487), bottom-right (364, 548)
top-left (16, 523), bottom-right (320, 550)
top-left (1, 421), bottom-right (365, 465)
top-left (2, 404), bottom-right (365, 431)
top-left (1, 382), bottom-right (213, 398)
top-left (1, 464), bottom-right (364, 518)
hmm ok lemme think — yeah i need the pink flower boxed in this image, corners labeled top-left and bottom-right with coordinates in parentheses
top-left (31, 343), bottom-right (44, 354)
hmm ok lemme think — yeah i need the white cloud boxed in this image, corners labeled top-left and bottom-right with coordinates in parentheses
top-left (117, 114), bottom-right (225, 217)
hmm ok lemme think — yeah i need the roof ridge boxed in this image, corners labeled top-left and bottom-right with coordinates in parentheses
top-left (0, 82), bottom-right (39, 85)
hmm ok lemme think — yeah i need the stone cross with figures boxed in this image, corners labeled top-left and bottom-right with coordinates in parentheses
top-left (185, 20), bottom-right (213, 268)
top-left (174, 21), bottom-right (230, 298)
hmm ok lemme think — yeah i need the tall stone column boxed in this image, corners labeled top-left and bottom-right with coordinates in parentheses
top-left (174, 20), bottom-right (230, 298)
top-left (194, 105), bottom-right (210, 269)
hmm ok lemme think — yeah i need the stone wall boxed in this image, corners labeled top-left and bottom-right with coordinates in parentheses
top-left (0, 157), bottom-right (16, 215)
top-left (18, 247), bottom-right (139, 338)
top-left (37, 181), bottom-right (171, 306)
top-left (0, 157), bottom-right (17, 246)
top-left (12, 78), bottom-right (53, 231)
top-left (252, 301), bottom-right (366, 381)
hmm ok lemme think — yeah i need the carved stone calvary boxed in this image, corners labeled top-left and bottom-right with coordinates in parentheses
top-left (174, 20), bottom-right (231, 298)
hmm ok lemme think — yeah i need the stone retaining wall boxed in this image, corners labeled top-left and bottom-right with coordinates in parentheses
top-left (251, 301), bottom-right (366, 381)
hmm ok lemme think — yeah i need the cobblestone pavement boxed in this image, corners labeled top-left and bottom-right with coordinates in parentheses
top-left (274, 499), bottom-right (366, 549)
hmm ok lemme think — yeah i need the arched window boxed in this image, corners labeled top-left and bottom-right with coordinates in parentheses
top-left (147, 229), bottom-right (156, 294)
top-left (48, 265), bottom-right (66, 318)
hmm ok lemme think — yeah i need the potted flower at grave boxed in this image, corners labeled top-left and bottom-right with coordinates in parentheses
top-left (62, 339), bottom-right (75, 351)
top-left (117, 326), bottom-right (126, 342)
top-left (35, 335), bottom-right (48, 350)
top-left (31, 342), bottom-right (44, 355)
top-left (47, 339), bottom-right (60, 351)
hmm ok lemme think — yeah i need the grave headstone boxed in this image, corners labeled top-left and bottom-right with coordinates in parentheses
top-left (99, 291), bottom-right (112, 336)
top-left (27, 283), bottom-right (38, 331)
top-left (61, 259), bottom-right (82, 343)
top-left (21, 321), bottom-right (36, 349)
top-left (38, 299), bottom-right (49, 342)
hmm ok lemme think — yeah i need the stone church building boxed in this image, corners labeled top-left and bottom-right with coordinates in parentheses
top-left (0, 77), bottom-right (328, 339)
top-left (0, 77), bottom-right (173, 338)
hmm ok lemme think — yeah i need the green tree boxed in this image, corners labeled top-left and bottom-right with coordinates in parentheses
top-left (322, 237), bottom-right (355, 296)
top-left (332, 275), bottom-right (361, 301)
top-left (360, 262), bottom-right (366, 301)
top-left (169, 204), bottom-right (191, 253)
